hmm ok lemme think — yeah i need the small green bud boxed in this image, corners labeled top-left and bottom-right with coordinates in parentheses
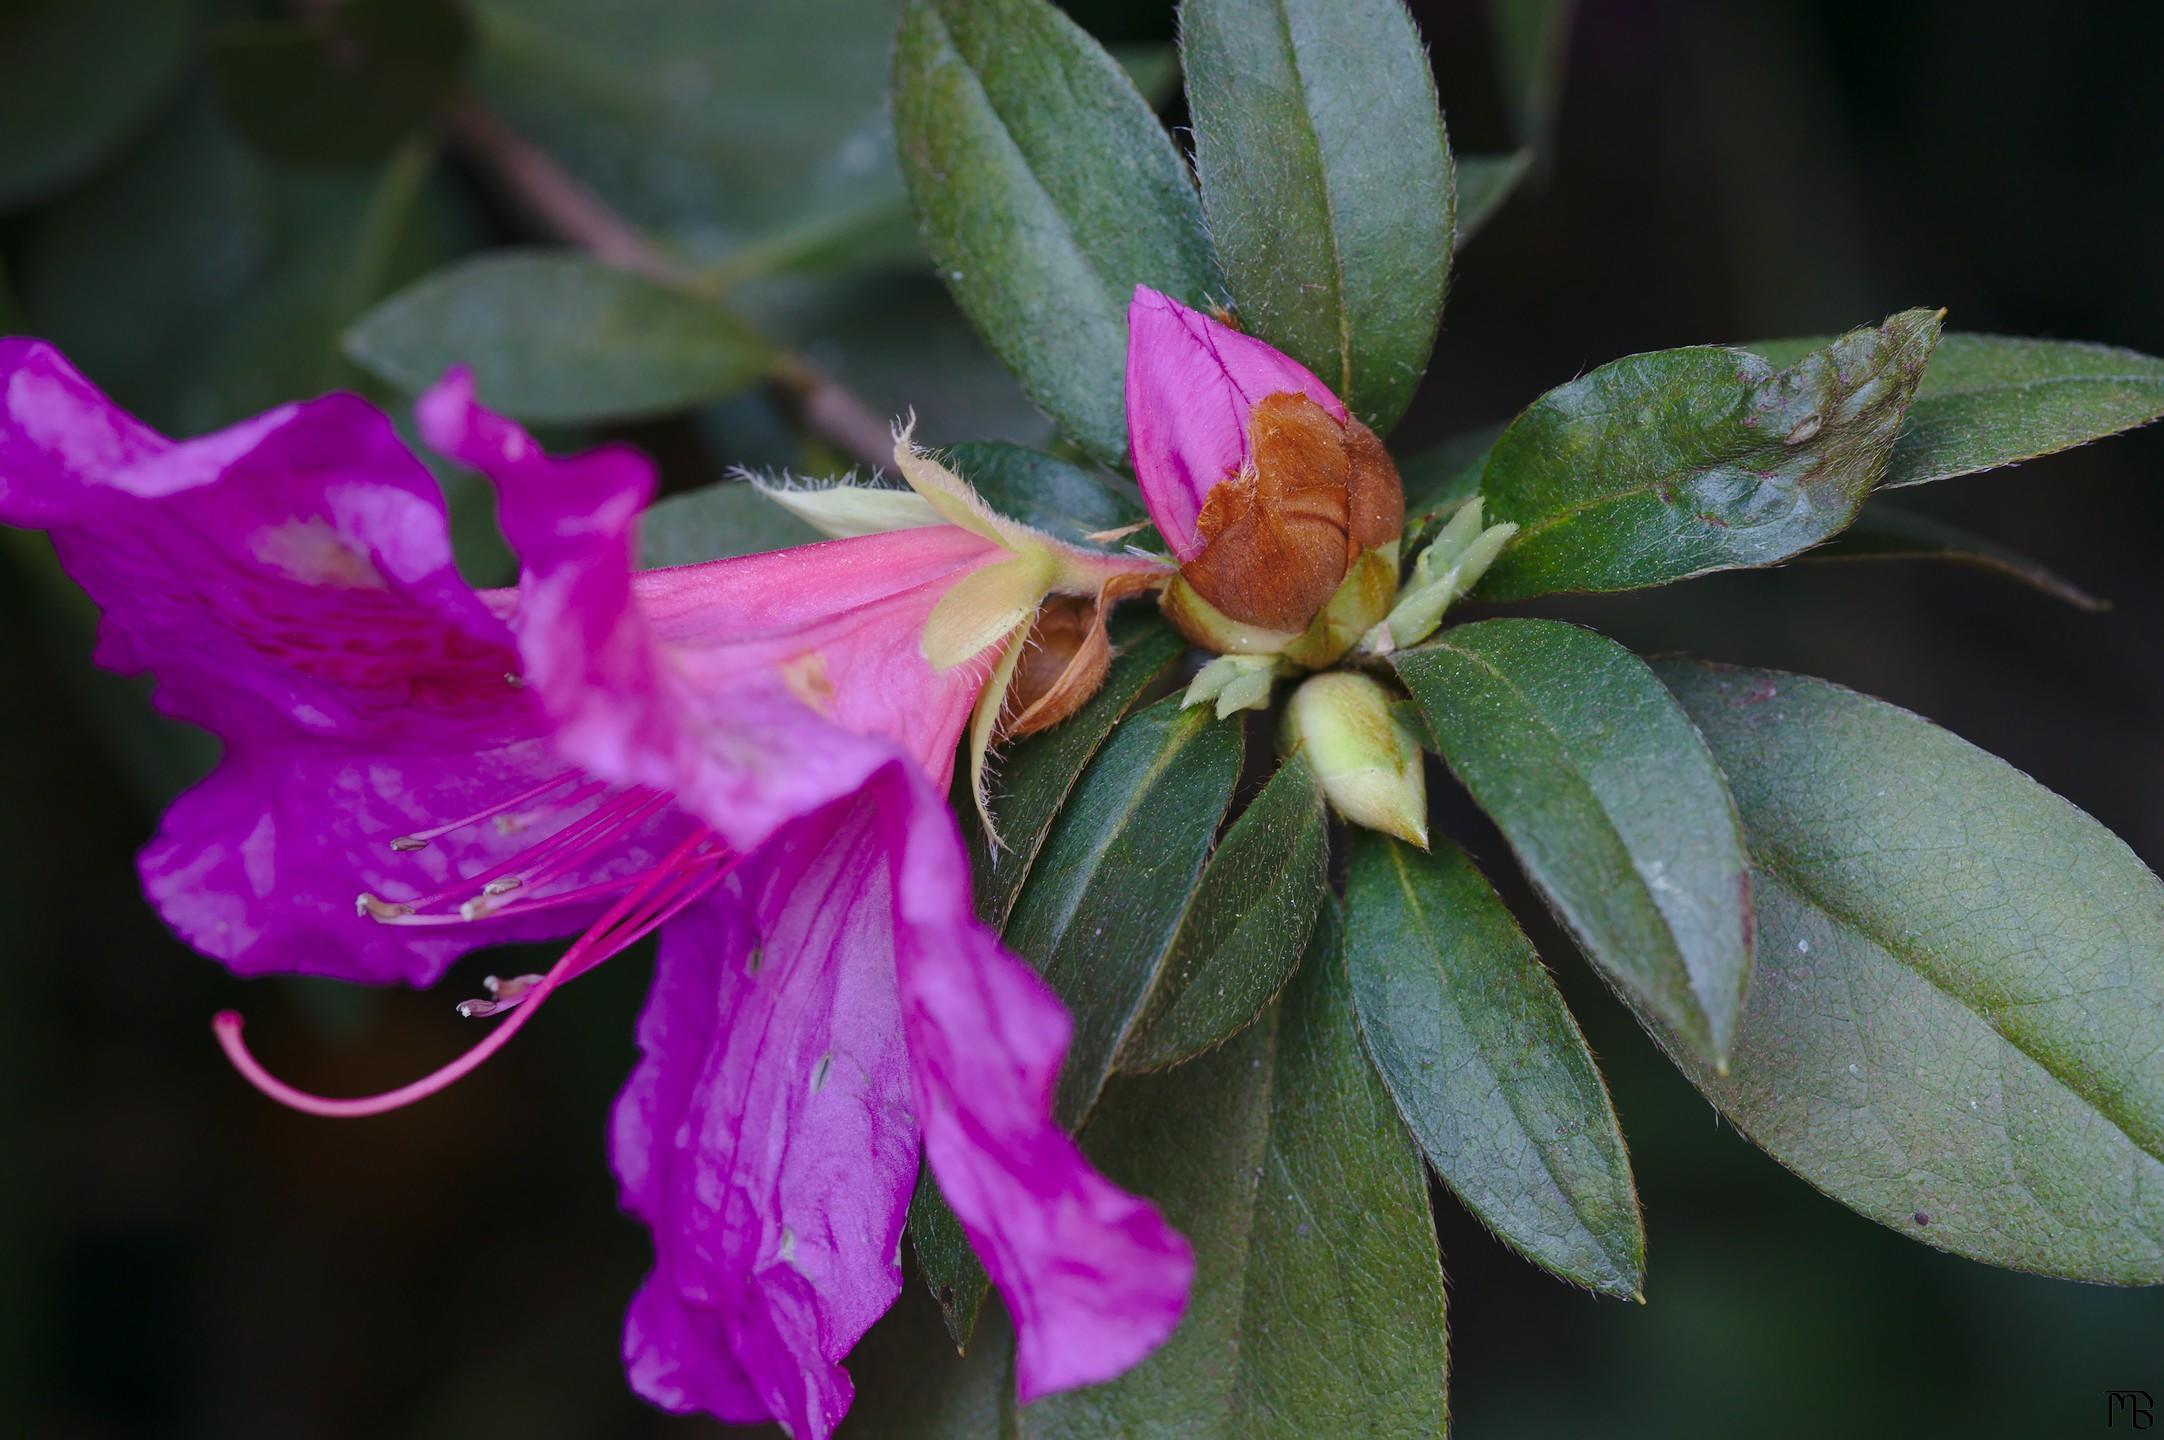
top-left (1282, 672), bottom-right (1429, 847)
top-left (1360, 499), bottom-right (1517, 656)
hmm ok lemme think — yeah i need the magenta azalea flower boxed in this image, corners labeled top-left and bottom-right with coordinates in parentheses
top-left (0, 339), bottom-right (1191, 1437)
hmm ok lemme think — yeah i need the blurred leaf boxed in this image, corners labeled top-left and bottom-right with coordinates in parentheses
top-left (1485, 0), bottom-right (1574, 153)
top-left (1119, 750), bottom-right (1328, 1072)
top-left (1025, 906), bottom-right (1447, 1437)
top-left (20, 93), bottom-right (469, 433)
top-left (914, 611), bottom-right (1186, 1346)
top-left (893, 0), bottom-right (1216, 465)
top-left (1805, 502), bottom-right (2106, 612)
top-left (1004, 694), bottom-right (1243, 1129)
top-left (1455, 149), bottom-right (1534, 247)
top-left (1396, 618), bottom-right (1753, 1065)
top-left (1398, 422), bottom-right (1502, 517)
top-left (1750, 332), bottom-right (2164, 490)
top-left (1346, 831), bottom-right (1644, 1297)
top-left (944, 442), bottom-right (1145, 544)
top-left (1659, 661), bottom-right (2164, 1284)
top-left (0, 0), bottom-right (195, 209)
top-left (1478, 309), bottom-right (1941, 599)
top-left (346, 250), bottom-right (778, 423)
top-left (739, 271), bottom-right (1055, 450)
top-left (635, 481), bottom-right (822, 568)
top-left (841, 1284), bottom-right (1017, 1438)
top-left (1181, 0), bottom-right (1453, 434)
top-left (471, 0), bottom-right (904, 270)
top-left (210, 0), bottom-right (470, 170)
top-left (1110, 40), bottom-right (1181, 107)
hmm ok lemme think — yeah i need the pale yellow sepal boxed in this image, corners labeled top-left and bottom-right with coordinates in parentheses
top-left (1182, 653), bottom-right (1284, 719)
top-left (922, 549), bottom-right (1058, 673)
top-left (964, 617), bottom-right (1034, 852)
top-left (751, 477), bottom-right (941, 538)
top-left (1360, 500), bottom-right (1517, 656)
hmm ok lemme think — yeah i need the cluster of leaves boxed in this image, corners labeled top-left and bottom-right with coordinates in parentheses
top-left (8, 0), bottom-right (2164, 1433)
top-left (866, 0), bottom-right (2164, 1431)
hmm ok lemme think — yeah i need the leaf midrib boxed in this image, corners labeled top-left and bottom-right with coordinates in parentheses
top-left (1383, 842), bottom-right (1637, 1286)
top-left (1416, 636), bottom-right (1717, 1038)
top-left (1755, 851), bottom-right (2164, 1171)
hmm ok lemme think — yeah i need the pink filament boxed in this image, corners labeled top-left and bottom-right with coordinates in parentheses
top-left (216, 828), bottom-right (737, 1119)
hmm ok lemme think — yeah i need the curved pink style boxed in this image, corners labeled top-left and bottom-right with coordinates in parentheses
top-left (1123, 285), bottom-right (1344, 559)
top-left (0, 341), bottom-right (1193, 1438)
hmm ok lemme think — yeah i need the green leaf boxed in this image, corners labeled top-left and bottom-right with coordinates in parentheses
top-left (0, 0), bottom-right (194, 209)
top-left (1657, 661), bottom-right (2164, 1283)
top-left (1750, 332), bottom-right (2164, 490)
top-left (1455, 150), bottom-right (1534, 247)
top-left (1396, 618), bottom-right (1753, 1064)
top-left (1485, 0), bottom-right (1575, 152)
top-left (1118, 750), bottom-right (1329, 1071)
top-left (1804, 502), bottom-right (2106, 612)
top-left (1398, 423), bottom-right (1502, 517)
top-left (944, 443), bottom-right (1146, 545)
top-left (893, 0), bottom-right (1215, 465)
top-left (471, 0), bottom-right (907, 272)
top-left (1024, 905), bottom-right (1447, 1437)
top-left (1477, 308), bottom-right (1942, 599)
top-left (1005, 695), bottom-right (1244, 1129)
top-left (210, 0), bottom-right (470, 169)
top-left (635, 481), bottom-right (823, 569)
top-left (1180, 0), bottom-right (1453, 434)
top-left (911, 613), bottom-right (1190, 1347)
top-left (1347, 831), bottom-right (1643, 1297)
top-left (20, 92), bottom-right (468, 433)
top-left (345, 250), bottom-right (777, 423)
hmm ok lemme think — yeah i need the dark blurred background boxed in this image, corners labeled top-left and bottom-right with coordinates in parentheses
top-left (4, 0), bottom-right (2161, 1435)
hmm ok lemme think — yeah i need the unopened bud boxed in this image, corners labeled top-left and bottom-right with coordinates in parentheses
top-left (1359, 498), bottom-right (1518, 656)
top-left (1282, 672), bottom-right (1429, 847)
top-left (1000, 594), bottom-right (1112, 738)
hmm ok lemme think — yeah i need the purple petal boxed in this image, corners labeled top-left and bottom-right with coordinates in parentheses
top-left (612, 799), bottom-right (920, 1438)
top-left (1123, 286), bottom-right (1344, 560)
top-left (884, 765), bottom-right (1194, 1403)
top-left (0, 341), bottom-right (595, 985)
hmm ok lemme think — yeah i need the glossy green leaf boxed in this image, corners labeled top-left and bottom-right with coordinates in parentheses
top-left (211, 0), bottom-right (470, 169)
top-left (20, 94), bottom-right (466, 434)
top-left (1347, 832), bottom-right (1643, 1297)
top-left (1455, 150), bottom-right (1534, 247)
top-left (1181, 0), bottom-right (1453, 434)
top-left (1396, 618), bottom-right (1753, 1064)
top-left (635, 482), bottom-right (822, 568)
top-left (1477, 309), bottom-right (1941, 599)
top-left (1485, 0), bottom-right (1575, 152)
top-left (894, 0), bottom-right (1215, 465)
top-left (1024, 906), bottom-right (1448, 1437)
top-left (471, 0), bottom-right (906, 271)
top-left (346, 250), bottom-right (777, 423)
top-left (1804, 502), bottom-right (2105, 612)
top-left (1119, 751), bottom-right (1329, 1072)
top-left (1750, 332), bottom-right (2164, 490)
top-left (944, 443), bottom-right (1145, 545)
top-left (0, 0), bottom-right (194, 209)
top-left (1005, 695), bottom-right (1244, 1129)
top-left (912, 614), bottom-right (1191, 1346)
top-left (1658, 661), bottom-right (2164, 1283)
